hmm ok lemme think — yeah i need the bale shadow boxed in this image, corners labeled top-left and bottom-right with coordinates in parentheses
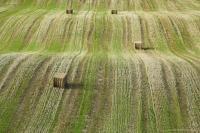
top-left (143, 47), bottom-right (155, 50)
top-left (64, 82), bottom-right (83, 89)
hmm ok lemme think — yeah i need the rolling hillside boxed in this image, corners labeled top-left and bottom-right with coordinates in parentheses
top-left (0, 0), bottom-right (199, 132)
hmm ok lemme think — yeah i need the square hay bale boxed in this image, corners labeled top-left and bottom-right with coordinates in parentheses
top-left (66, 9), bottom-right (73, 14)
top-left (134, 41), bottom-right (144, 50)
top-left (53, 73), bottom-right (67, 88)
top-left (111, 10), bottom-right (118, 14)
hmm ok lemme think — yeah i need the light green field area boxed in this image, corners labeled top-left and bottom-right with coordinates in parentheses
top-left (0, 0), bottom-right (199, 133)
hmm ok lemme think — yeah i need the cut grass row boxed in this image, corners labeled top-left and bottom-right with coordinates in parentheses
top-left (0, 10), bottom-right (199, 57)
top-left (0, 53), bottom-right (199, 132)
top-left (1, 0), bottom-right (199, 11)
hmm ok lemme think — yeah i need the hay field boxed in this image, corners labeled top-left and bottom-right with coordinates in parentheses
top-left (0, 0), bottom-right (199, 132)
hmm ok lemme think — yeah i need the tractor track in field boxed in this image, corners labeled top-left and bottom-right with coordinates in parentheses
top-left (7, 56), bottom-right (53, 132)
top-left (159, 58), bottom-right (183, 130)
top-left (23, 10), bottom-right (47, 44)
top-left (22, 56), bottom-right (65, 132)
top-left (51, 54), bottom-right (87, 133)
top-left (0, 55), bottom-right (49, 132)
top-left (0, 54), bottom-right (30, 92)
top-left (136, 56), bottom-right (151, 133)
top-left (87, 58), bottom-right (109, 133)
top-left (166, 58), bottom-right (198, 130)
top-left (37, 55), bottom-right (80, 132)
top-left (47, 11), bottom-right (88, 130)
top-left (0, 55), bottom-right (16, 81)
top-left (123, 56), bottom-right (140, 132)
top-left (0, 10), bottom-right (199, 54)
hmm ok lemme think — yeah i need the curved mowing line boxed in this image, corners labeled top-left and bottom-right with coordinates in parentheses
top-left (49, 54), bottom-right (86, 132)
top-left (168, 59), bottom-right (200, 130)
top-left (0, 54), bottom-right (29, 91)
top-left (6, 56), bottom-right (53, 132)
top-left (137, 55), bottom-right (157, 133)
top-left (0, 55), bottom-right (45, 132)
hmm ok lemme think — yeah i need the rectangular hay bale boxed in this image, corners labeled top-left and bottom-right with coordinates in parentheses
top-left (53, 73), bottom-right (67, 88)
top-left (66, 9), bottom-right (73, 14)
top-left (111, 10), bottom-right (118, 14)
top-left (134, 41), bottom-right (144, 50)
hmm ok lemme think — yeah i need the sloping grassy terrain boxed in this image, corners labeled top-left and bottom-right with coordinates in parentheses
top-left (0, 0), bottom-right (199, 133)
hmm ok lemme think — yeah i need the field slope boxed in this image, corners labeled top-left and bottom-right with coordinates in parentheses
top-left (0, 0), bottom-right (199, 133)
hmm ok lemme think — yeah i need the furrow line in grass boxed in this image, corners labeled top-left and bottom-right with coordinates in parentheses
top-left (100, 55), bottom-right (117, 132)
top-left (40, 13), bottom-right (61, 49)
top-left (101, 56), bottom-right (117, 133)
top-left (12, 10), bottom-right (44, 39)
top-left (104, 15), bottom-right (113, 52)
top-left (21, 56), bottom-right (55, 131)
top-left (86, 55), bottom-right (108, 133)
top-left (165, 15), bottom-right (200, 72)
top-left (0, 56), bottom-right (17, 88)
top-left (63, 56), bottom-right (89, 133)
top-left (65, 13), bottom-right (81, 52)
top-left (122, 15), bottom-right (131, 49)
top-left (124, 54), bottom-right (142, 132)
top-left (168, 57), bottom-right (200, 130)
top-left (156, 14), bottom-right (200, 73)
top-left (22, 10), bottom-right (47, 45)
top-left (0, 54), bottom-right (30, 92)
top-left (136, 54), bottom-right (153, 133)
top-left (0, 54), bottom-right (13, 65)
top-left (0, 9), bottom-right (32, 36)
top-left (139, 54), bottom-right (163, 132)
top-left (82, 12), bottom-right (94, 53)
top-left (159, 57), bottom-right (186, 131)
top-left (30, 11), bottom-right (57, 48)
top-left (23, 56), bottom-right (65, 132)
top-left (62, 15), bottom-right (75, 51)
top-left (41, 55), bottom-right (79, 132)
top-left (173, 15), bottom-right (195, 51)
top-left (50, 54), bottom-right (87, 133)
top-left (102, 55), bottom-right (132, 132)
top-left (34, 52), bottom-right (82, 132)
top-left (121, 57), bottom-right (137, 133)
top-left (0, 54), bottom-right (16, 74)
top-left (156, 14), bottom-right (185, 53)
top-left (3, 55), bottom-right (44, 102)
top-left (168, 15), bottom-right (200, 57)
top-left (142, 14), bottom-right (165, 52)
top-left (65, 56), bottom-right (91, 133)
top-left (124, 13), bottom-right (140, 51)
top-left (74, 11), bottom-right (91, 52)
top-left (45, 13), bottom-right (89, 130)
top-left (26, 55), bottom-right (75, 132)
top-left (24, 55), bottom-right (63, 131)
top-left (6, 14), bottom-right (32, 49)
top-left (7, 55), bottom-right (53, 132)
top-left (166, 58), bottom-right (195, 130)
top-left (42, 12), bottom-right (64, 50)
top-left (12, 10), bottom-right (47, 51)
top-left (71, 54), bottom-right (97, 133)
top-left (58, 14), bottom-right (73, 51)
top-left (0, 54), bottom-right (44, 132)
top-left (0, 15), bottom-right (25, 50)
top-left (121, 57), bottom-right (133, 132)
top-left (22, 56), bottom-right (57, 131)
top-left (110, 14), bottom-right (123, 53)
top-left (69, 13), bottom-right (101, 131)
